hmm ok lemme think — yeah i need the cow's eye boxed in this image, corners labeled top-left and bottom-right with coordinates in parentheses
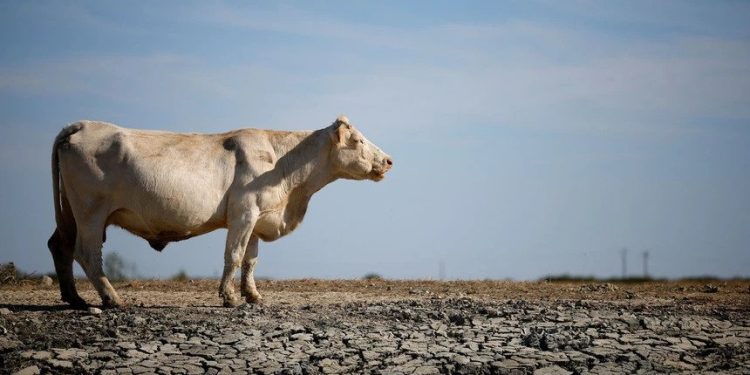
top-left (358, 139), bottom-right (364, 144)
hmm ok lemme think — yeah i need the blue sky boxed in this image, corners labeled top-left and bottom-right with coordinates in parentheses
top-left (1, 1), bottom-right (749, 280)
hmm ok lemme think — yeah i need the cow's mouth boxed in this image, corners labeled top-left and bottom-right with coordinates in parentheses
top-left (370, 169), bottom-right (387, 181)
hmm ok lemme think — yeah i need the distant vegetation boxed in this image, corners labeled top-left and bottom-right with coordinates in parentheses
top-left (171, 269), bottom-right (189, 282)
top-left (362, 273), bottom-right (383, 280)
top-left (103, 252), bottom-right (138, 281)
top-left (541, 274), bottom-right (659, 283)
top-left (2, 263), bottom-right (747, 283)
top-left (541, 274), bottom-right (749, 283)
top-left (0, 262), bottom-right (17, 284)
top-left (1, 262), bottom-right (56, 283)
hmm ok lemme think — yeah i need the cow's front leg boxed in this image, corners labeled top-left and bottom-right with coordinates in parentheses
top-left (241, 235), bottom-right (262, 303)
top-left (219, 216), bottom-right (255, 307)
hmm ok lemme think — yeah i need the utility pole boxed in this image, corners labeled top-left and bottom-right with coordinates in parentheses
top-left (620, 248), bottom-right (628, 279)
top-left (643, 250), bottom-right (649, 278)
top-left (438, 261), bottom-right (445, 281)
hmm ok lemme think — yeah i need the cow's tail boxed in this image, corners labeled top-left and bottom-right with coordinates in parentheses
top-left (51, 123), bottom-right (82, 244)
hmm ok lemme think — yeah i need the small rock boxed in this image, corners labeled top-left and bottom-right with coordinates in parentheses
top-left (0, 308), bottom-right (12, 315)
top-left (290, 333), bottom-right (313, 341)
top-left (125, 315), bottom-right (146, 326)
top-left (116, 341), bottom-right (137, 350)
top-left (47, 359), bottom-right (74, 369)
top-left (125, 349), bottom-right (147, 358)
top-left (32, 351), bottom-right (52, 360)
top-left (448, 311), bottom-right (467, 325)
top-left (523, 332), bottom-right (541, 348)
top-left (88, 307), bottom-right (103, 315)
top-left (40, 275), bottom-right (53, 287)
top-left (12, 366), bottom-right (41, 375)
top-left (391, 354), bottom-right (411, 365)
top-left (138, 342), bottom-right (159, 354)
top-left (702, 284), bottom-right (719, 293)
top-left (541, 333), bottom-right (565, 351)
top-left (54, 348), bottom-right (87, 360)
top-left (361, 351), bottom-right (380, 361)
top-left (492, 360), bottom-right (522, 370)
top-left (90, 351), bottom-right (118, 360)
top-left (0, 337), bottom-right (20, 351)
top-left (413, 365), bottom-right (440, 375)
top-left (583, 346), bottom-right (620, 358)
top-left (454, 362), bottom-right (483, 374)
top-left (534, 365), bottom-right (572, 375)
top-left (714, 336), bottom-right (747, 346)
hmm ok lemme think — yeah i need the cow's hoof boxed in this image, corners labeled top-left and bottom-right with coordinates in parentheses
top-left (63, 295), bottom-right (89, 309)
top-left (101, 296), bottom-right (125, 309)
top-left (222, 296), bottom-right (243, 308)
top-left (244, 294), bottom-right (263, 304)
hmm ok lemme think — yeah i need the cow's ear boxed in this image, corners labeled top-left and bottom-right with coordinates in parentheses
top-left (336, 123), bottom-right (349, 145)
top-left (336, 115), bottom-right (351, 127)
top-left (330, 116), bottom-right (351, 145)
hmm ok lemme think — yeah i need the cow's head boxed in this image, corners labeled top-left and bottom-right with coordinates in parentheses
top-left (329, 115), bottom-right (392, 181)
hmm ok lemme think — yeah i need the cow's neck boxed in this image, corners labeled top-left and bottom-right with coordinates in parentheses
top-left (274, 129), bottom-right (337, 201)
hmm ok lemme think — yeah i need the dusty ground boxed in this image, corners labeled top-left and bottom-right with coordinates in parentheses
top-left (1, 279), bottom-right (749, 374)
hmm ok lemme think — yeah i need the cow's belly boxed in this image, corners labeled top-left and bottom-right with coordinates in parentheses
top-left (108, 196), bottom-right (225, 241)
top-left (105, 154), bottom-right (230, 236)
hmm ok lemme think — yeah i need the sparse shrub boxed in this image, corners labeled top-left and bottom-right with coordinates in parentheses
top-left (172, 269), bottom-right (189, 282)
top-left (0, 262), bottom-right (16, 284)
top-left (362, 273), bottom-right (383, 280)
top-left (103, 252), bottom-right (136, 281)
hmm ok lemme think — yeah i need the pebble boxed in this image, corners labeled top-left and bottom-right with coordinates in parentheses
top-left (534, 365), bottom-right (572, 375)
top-left (47, 359), bottom-right (73, 369)
top-left (702, 284), bottom-right (720, 293)
top-left (88, 307), bottom-right (103, 315)
top-left (12, 366), bottom-right (40, 375)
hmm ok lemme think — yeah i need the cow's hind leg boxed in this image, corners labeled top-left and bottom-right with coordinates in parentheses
top-left (47, 229), bottom-right (87, 308)
top-left (220, 218), bottom-right (255, 307)
top-left (241, 235), bottom-right (262, 303)
top-left (74, 212), bottom-right (123, 308)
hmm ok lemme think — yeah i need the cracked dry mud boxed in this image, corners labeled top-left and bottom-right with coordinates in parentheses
top-left (1, 280), bottom-right (749, 374)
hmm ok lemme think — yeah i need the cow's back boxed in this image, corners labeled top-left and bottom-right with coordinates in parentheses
top-left (58, 121), bottom-right (247, 240)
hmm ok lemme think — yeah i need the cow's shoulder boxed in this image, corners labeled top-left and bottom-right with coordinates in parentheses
top-left (221, 128), bottom-right (278, 166)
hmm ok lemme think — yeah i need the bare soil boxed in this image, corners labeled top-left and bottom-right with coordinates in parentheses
top-left (1, 280), bottom-right (749, 374)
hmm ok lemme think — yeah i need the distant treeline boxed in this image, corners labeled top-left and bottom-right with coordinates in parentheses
top-left (4, 262), bottom-right (749, 284)
top-left (540, 274), bottom-right (750, 283)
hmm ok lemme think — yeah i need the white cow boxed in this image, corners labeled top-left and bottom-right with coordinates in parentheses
top-left (47, 116), bottom-right (392, 308)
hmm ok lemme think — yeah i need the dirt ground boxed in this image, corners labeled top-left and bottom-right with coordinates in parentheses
top-left (3, 279), bottom-right (749, 309)
top-left (1, 279), bottom-right (749, 374)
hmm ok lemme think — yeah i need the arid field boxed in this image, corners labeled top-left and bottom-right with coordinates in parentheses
top-left (1, 279), bottom-right (749, 374)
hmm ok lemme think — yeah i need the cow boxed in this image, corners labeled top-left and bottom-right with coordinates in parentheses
top-left (47, 116), bottom-right (392, 308)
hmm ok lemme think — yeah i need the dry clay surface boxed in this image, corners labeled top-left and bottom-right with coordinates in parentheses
top-left (1, 280), bottom-right (749, 374)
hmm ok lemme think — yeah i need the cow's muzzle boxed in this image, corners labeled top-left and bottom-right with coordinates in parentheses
top-left (371, 156), bottom-right (393, 181)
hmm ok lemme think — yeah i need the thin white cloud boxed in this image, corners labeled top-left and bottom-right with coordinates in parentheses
top-left (1, 3), bottom-right (748, 137)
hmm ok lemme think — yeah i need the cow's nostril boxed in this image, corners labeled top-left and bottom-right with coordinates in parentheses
top-left (385, 158), bottom-right (393, 166)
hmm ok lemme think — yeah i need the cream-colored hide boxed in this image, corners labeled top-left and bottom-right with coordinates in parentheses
top-left (47, 116), bottom-right (392, 308)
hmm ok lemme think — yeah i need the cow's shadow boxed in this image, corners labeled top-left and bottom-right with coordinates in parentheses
top-left (0, 303), bottom-right (228, 312)
top-left (0, 303), bottom-right (75, 312)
